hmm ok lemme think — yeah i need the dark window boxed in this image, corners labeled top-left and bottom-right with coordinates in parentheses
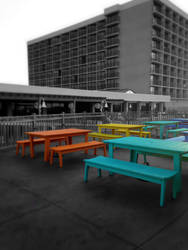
top-left (80, 55), bottom-right (86, 64)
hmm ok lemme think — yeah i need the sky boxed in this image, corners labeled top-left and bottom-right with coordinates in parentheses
top-left (0, 0), bottom-right (188, 85)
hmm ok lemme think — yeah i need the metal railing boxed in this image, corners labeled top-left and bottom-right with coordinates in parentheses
top-left (106, 111), bottom-right (188, 124)
top-left (0, 111), bottom-right (188, 149)
top-left (0, 112), bottom-right (105, 148)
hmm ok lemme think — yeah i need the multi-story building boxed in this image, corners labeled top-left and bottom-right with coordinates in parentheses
top-left (27, 0), bottom-right (188, 101)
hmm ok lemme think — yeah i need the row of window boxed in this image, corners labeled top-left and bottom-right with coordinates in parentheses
top-left (150, 86), bottom-right (187, 98)
top-left (151, 51), bottom-right (188, 68)
top-left (28, 19), bottom-right (120, 54)
top-left (150, 75), bottom-right (187, 88)
top-left (152, 40), bottom-right (188, 59)
top-left (151, 63), bottom-right (188, 78)
top-left (153, 0), bottom-right (188, 28)
top-left (153, 15), bottom-right (188, 36)
top-left (30, 60), bottom-right (111, 74)
top-left (30, 77), bottom-right (120, 91)
top-left (153, 28), bottom-right (188, 49)
top-left (29, 35), bottom-right (119, 59)
top-left (30, 68), bottom-right (118, 80)
top-left (152, 28), bottom-right (188, 50)
top-left (29, 50), bottom-right (119, 70)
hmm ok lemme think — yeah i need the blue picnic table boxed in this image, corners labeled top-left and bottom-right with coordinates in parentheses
top-left (182, 131), bottom-right (188, 142)
top-left (104, 137), bottom-right (188, 195)
top-left (171, 118), bottom-right (188, 128)
top-left (144, 121), bottom-right (179, 139)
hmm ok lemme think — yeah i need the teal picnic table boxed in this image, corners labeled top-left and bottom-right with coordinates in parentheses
top-left (104, 137), bottom-right (188, 195)
top-left (144, 121), bottom-right (180, 139)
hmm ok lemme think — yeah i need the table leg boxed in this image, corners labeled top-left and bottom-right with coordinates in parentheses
top-left (185, 134), bottom-right (188, 142)
top-left (130, 150), bottom-right (137, 162)
top-left (44, 138), bottom-right (50, 162)
top-left (173, 154), bottom-right (182, 194)
top-left (108, 144), bottom-right (114, 158)
top-left (68, 136), bottom-right (72, 144)
top-left (29, 135), bottom-right (34, 158)
top-left (159, 125), bottom-right (164, 139)
top-left (108, 144), bottom-right (114, 176)
top-left (126, 129), bottom-right (130, 137)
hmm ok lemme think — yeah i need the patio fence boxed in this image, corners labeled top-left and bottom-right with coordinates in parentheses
top-left (0, 111), bottom-right (188, 148)
top-left (0, 112), bottom-right (105, 148)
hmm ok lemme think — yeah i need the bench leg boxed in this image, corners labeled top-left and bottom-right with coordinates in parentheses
top-left (172, 176), bottom-right (179, 199)
top-left (58, 153), bottom-right (63, 168)
top-left (94, 148), bottom-right (97, 155)
top-left (16, 144), bottom-right (20, 155)
top-left (130, 150), bottom-right (137, 163)
top-left (103, 145), bottom-right (107, 156)
top-left (65, 137), bottom-right (69, 145)
top-left (172, 186), bottom-right (177, 200)
top-left (166, 131), bottom-right (169, 138)
top-left (84, 165), bottom-right (89, 182)
top-left (68, 136), bottom-right (72, 144)
top-left (22, 144), bottom-right (25, 157)
top-left (143, 153), bottom-right (149, 165)
top-left (171, 175), bottom-right (177, 200)
top-left (160, 180), bottom-right (166, 207)
top-left (98, 168), bottom-right (101, 177)
top-left (50, 150), bottom-right (54, 165)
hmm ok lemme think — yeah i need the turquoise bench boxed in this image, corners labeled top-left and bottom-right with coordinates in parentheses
top-left (166, 128), bottom-right (188, 138)
top-left (84, 156), bottom-right (177, 207)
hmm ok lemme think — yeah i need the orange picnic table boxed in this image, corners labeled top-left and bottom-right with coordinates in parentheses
top-left (25, 128), bottom-right (91, 162)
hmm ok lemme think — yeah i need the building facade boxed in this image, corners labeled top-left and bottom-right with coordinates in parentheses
top-left (27, 0), bottom-right (188, 101)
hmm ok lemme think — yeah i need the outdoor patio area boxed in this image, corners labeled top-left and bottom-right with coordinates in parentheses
top-left (1, 138), bottom-right (188, 250)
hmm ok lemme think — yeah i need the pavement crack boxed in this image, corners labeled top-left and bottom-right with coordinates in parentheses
top-left (136, 207), bottom-right (188, 249)
top-left (0, 204), bottom-right (50, 228)
top-left (54, 202), bottom-right (139, 248)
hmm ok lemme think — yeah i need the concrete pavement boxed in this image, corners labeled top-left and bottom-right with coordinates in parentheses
top-left (0, 142), bottom-right (188, 250)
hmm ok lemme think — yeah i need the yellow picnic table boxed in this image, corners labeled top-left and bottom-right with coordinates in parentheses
top-left (97, 123), bottom-right (145, 136)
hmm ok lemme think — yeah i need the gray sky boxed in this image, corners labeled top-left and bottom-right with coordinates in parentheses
top-left (0, 0), bottom-right (188, 85)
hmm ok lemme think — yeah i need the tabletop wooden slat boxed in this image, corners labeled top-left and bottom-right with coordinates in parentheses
top-left (104, 137), bottom-right (188, 154)
top-left (144, 121), bottom-right (180, 125)
top-left (97, 123), bottom-right (144, 129)
top-left (26, 128), bottom-right (92, 138)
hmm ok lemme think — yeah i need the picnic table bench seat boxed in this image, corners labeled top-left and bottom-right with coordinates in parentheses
top-left (129, 130), bottom-right (151, 138)
top-left (116, 129), bottom-right (151, 138)
top-left (89, 132), bottom-right (122, 141)
top-left (50, 141), bottom-right (107, 168)
top-left (84, 156), bottom-right (177, 207)
top-left (166, 128), bottom-right (188, 138)
top-left (143, 125), bottom-right (157, 131)
top-left (16, 136), bottom-right (68, 157)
